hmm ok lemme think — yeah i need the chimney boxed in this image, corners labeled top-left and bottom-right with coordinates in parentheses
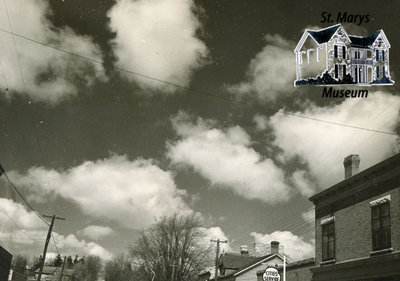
top-left (240, 245), bottom-right (249, 256)
top-left (343, 154), bottom-right (360, 179)
top-left (271, 241), bottom-right (279, 254)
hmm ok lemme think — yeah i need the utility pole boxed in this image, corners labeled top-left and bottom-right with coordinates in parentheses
top-left (171, 262), bottom-right (176, 281)
top-left (59, 256), bottom-right (66, 281)
top-left (37, 214), bottom-right (66, 281)
top-left (210, 239), bottom-right (227, 281)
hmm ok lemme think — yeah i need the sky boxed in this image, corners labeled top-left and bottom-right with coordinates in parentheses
top-left (0, 0), bottom-right (400, 265)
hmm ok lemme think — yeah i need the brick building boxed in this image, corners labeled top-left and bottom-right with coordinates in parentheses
top-left (0, 245), bottom-right (12, 281)
top-left (309, 153), bottom-right (400, 281)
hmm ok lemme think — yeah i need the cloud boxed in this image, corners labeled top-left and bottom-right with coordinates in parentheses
top-left (251, 231), bottom-right (314, 261)
top-left (289, 170), bottom-right (316, 197)
top-left (0, 0), bottom-right (105, 104)
top-left (200, 226), bottom-right (232, 253)
top-left (8, 155), bottom-right (192, 229)
top-left (0, 198), bottom-right (112, 259)
top-left (53, 232), bottom-right (113, 260)
top-left (168, 113), bottom-right (291, 203)
top-left (226, 34), bottom-right (295, 102)
top-left (301, 208), bottom-right (315, 223)
top-left (107, 0), bottom-right (208, 93)
top-left (78, 225), bottom-right (115, 240)
top-left (269, 91), bottom-right (400, 189)
top-left (253, 114), bottom-right (269, 131)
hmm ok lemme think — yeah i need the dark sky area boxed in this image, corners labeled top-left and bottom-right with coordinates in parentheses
top-left (0, 0), bottom-right (399, 262)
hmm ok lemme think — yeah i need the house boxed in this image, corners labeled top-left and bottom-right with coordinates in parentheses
top-left (200, 242), bottom-right (285, 281)
top-left (294, 24), bottom-right (394, 86)
top-left (27, 266), bottom-right (75, 281)
top-left (309, 153), bottom-right (400, 280)
top-left (0, 245), bottom-right (12, 281)
top-left (256, 258), bottom-right (315, 281)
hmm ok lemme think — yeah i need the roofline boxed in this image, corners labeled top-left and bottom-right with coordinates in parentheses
top-left (309, 153), bottom-right (400, 203)
top-left (294, 31), bottom-right (321, 53)
top-left (308, 23), bottom-right (342, 33)
top-left (375, 29), bottom-right (391, 48)
top-left (233, 253), bottom-right (284, 277)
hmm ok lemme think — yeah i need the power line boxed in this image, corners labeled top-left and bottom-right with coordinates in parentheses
top-left (283, 112), bottom-right (397, 136)
top-left (1, 0), bottom-right (27, 93)
top-left (0, 205), bottom-right (38, 242)
top-left (0, 28), bottom-right (397, 136)
top-left (0, 167), bottom-right (49, 226)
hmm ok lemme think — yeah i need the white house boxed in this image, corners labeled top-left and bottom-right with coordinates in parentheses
top-left (294, 24), bottom-right (394, 86)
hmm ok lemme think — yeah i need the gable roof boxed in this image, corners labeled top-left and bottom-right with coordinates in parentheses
top-left (35, 266), bottom-right (58, 275)
top-left (232, 253), bottom-right (284, 277)
top-left (349, 32), bottom-right (380, 48)
top-left (208, 252), bottom-right (284, 280)
top-left (294, 24), bottom-right (343, 52)
top-left (308, 24), bottom-right (341, 44)
top-left (220, 253), bottom-right (263, 270)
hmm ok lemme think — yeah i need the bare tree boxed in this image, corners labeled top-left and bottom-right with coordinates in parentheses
top-left (130, 214), bottom-right (210, 281)
top-left (11, 255), bottom-right (27, 279)
top-left (74, 255), bottom-right (102, 281)
top-left (104, 255), bottom-right (136, 281)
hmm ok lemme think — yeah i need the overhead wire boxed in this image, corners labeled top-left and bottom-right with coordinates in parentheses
top-left (1, 170), bottom-right (49, 226)
top-left (0, 27), bottom-right (397, 136)
top-left (0, 5), bottom-right (397, 260)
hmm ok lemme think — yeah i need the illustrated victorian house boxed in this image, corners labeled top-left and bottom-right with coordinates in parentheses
top-left (294, 24), bottom-right (394, 86)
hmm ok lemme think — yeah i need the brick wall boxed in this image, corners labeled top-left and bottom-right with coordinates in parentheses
top-left (315, 186), bottom-right (400, 265)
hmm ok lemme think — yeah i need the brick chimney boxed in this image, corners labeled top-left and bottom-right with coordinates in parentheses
top-left (240, 245), bottom-right (249, 256)
top-left (271, 241), bottom-right (279, 254)
top-left (343, 154), bottom-right (360, 179)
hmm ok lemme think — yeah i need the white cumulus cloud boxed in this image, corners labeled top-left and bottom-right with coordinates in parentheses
top-left (107, 0), bottom-right (208, 93)
top-left (226, 34), bottom-right (295, 102)
top-left (0, 198), bottom-right (112, 259)
top-left (200, 226), bottom-right (232, 253)
top-left (0, 0), bottom-right (105, 104)
top-left (8, 155), bottom-right (192, 229)
top-left (78, 225), bottom-right (115, 240)
top-left (168, 113), bottom-right (291, 203)
top-left (251, 231), bottom-right (314, 261)
top-left (269, 91), bottom-right (400, 189)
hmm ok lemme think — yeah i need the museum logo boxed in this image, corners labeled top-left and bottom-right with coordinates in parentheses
top-left (293, 24), bottom-right (394, 94)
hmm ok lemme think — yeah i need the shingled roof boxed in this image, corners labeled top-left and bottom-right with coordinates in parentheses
top-left (220, 253), bottom-right (270, 270)
top-left (349, 32), bottom-right (380, 48)
top-left (308, 24), bottom-right (341, 44)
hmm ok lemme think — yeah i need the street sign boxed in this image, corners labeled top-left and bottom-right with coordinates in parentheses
top-left (262, 267), bottom-right (280, 281)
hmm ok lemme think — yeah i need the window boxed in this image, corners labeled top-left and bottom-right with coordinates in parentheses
top-left (372, 202), bottom-right (391, 251)
top-left (334, 45), bottom-right (338, 58)
top-left (334, 64), bottom-right (338, 79)
top-left (342, 65), bottom-right (346, 76)
top-left (383, 66), bottom-right (386, 77)
top-left (376, 50), bottom-right (380, 61)
top-left (322, 221), bottom-right (335, 261)
top-left (377, 66), bottom-right (380, 79)
top-left (382, 50), bottom-right (385, 61)
top-left (342, 46), bottom-right (346, 59)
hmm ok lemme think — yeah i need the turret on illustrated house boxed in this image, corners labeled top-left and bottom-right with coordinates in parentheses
top-left (294, 24), bottom-right (394, 86)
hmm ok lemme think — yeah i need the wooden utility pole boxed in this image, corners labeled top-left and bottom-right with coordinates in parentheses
top-left (37, 214), bottom-right (65, 281)
top-left (210, 239), bottom-right (227, 281)
top-left (171, 262), bottom-right (176, 281)
top-left (59, 256), bottom-right (66, 281)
